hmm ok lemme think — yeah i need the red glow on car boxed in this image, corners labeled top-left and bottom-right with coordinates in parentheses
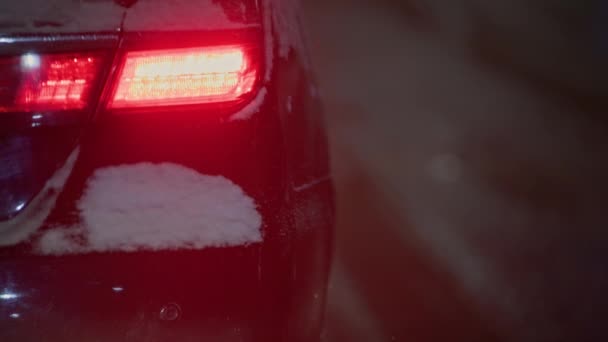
top-left (110, 46), bottom-right (257, 109)
top-left (14, 53), bottom-right (102, 111)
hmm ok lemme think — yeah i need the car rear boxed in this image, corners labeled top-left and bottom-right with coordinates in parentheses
top-left (0, 1), bottom-right (334, 341)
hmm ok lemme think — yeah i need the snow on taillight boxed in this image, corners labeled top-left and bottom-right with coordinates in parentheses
top-left (109, 46), bottom-right (257, 109)
top-left (0, 53), bottom-right (103, 112)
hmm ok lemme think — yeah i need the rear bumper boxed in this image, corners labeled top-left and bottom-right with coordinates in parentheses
top-left (0, 178), bottom-right (333, 342)
top-left (0, 247), bottom-right (264, 341)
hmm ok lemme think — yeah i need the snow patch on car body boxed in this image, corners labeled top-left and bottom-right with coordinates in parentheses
top-left (0, 148), bottom-right (79, 246)
top-left (270, 0), bottom-right (303, 59)
top-left (259, 0), bottom-right (310, 81)
top-left (230, 87), bottom-right (267, 121)
top-left (123, 0), bottom-right (259, 32)
top-left (0, 0), bottom-right (124, 33)
top-left (36, 163), bottom-right (262, 255)
top-left (269, 0), bottom-right (310, 68)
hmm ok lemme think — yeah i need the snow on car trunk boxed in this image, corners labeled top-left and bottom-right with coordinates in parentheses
top-left (37, 163), bottom-right (262, 255)
top-left (123, 0), bottom-right (260, 32)
top-left (0, 0), bottom-right (261, 34)
top-left (0, 0), bottom-right (124, 33)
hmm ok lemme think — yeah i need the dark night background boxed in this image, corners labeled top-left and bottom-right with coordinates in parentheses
top-left (302, 1), bottom-right (608, 341)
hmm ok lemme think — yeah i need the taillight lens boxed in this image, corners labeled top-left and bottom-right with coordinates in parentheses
top-left (0, 53), bottom-right (103, 113)
top-left (110, 45), bottom-right (257, 109)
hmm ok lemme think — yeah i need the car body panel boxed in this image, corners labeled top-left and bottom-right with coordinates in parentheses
top-left (0, 0), bottom-right (334, 341)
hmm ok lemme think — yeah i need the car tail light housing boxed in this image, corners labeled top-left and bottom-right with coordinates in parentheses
top-left (110, 45), bottom-right (257, 109)
top-left (0, 53), bottom-right (104, 113)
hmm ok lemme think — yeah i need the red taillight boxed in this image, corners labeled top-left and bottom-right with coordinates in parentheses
top-left (110, 46), bottom-right (257, 109)
top-left (0, 53), bottom-right (103, 112)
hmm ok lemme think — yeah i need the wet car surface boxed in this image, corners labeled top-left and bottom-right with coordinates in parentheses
top-left (0, 1), bottom-right (334, 341)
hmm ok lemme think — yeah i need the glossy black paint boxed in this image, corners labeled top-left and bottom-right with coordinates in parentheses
top-left (0, 6), bottom-right (334, 341)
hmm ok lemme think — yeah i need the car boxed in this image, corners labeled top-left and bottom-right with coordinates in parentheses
top-left (0, 0), bottom-right (334, 340)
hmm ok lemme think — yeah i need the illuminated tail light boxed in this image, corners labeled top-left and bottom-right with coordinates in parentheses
top-left (110, 46), bottom-right (257, 109)
top-left (0, 53), bottom-right (103, 112)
